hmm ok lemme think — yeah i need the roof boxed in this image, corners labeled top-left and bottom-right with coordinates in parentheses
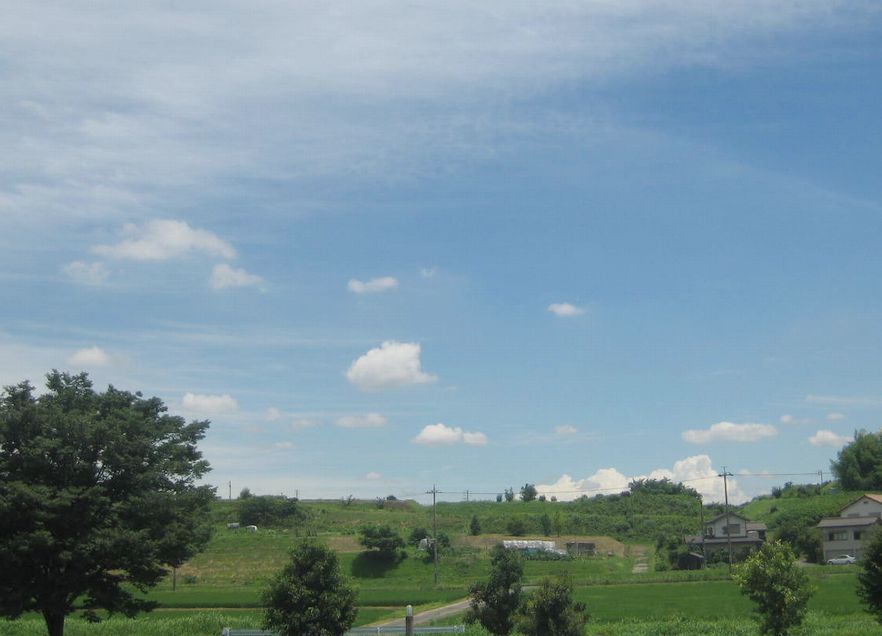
top-left (706, 511), bottom-right (750, 525)
top-left (746, 522), bottom-right (767, 532)
top-left (839, 493), bottom-right (882, 512)
top-left (817, 516), bottom-right (882, 529)
top-left (685, 535), bottom-right (764, 545)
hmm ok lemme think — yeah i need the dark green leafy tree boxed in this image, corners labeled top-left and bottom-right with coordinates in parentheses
top-left (540, 513), bottom-right (552, 536)
top-left (466, 545), bottom-right (523, 635)
top-left (504, 487), bottom-right (515, 502)
top-left (408, 527), bottom-right (430, 547)
top-left (858, 527), bottom-right (882, 623)
top-left (733, 540), bottom-right (814, 635)
top-left (0, 371), bottom-right (214, 636)
top-left (832, 430), bottom-right (882, 490)
top-left (517, 575), bottom-right (587, 636)
top-left (238, 495), bottom-right (301, 527)
top-left (358, 525), bottom-right (405, 558)
top-left (520, 483), bottom-right (538, 502)
top-left (470, 514), bottom-right (482, 536)
top-left (262, 542), bottom-right (357, 636)
top-left (506, 518), bottom-right (527, 536)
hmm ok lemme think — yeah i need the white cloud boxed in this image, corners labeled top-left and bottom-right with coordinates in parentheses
top-left (420, 267), bottom-right (438, 278)
top-left (779, 414), bottom-right (811, 425)
top-left (809, 429), bottom-right (852, 448)
top-left (348, 276), bottom-right (399, 294)
top-left (346, 341), bottom-right (436, 391)
top-left (547, 302), bottom-right (585, 317)
top-left (412, 422), bottom-right (488, 446)
top-left (92, 219), bottom-right (236, 261)
top-left (366, 471), bottom-right (382, 480)
top-left (537, 454), bottom-right (747, 504)
top-left (210, 263), bottom-right (263, 290)
top-left (336, 413), bottom-right (388, 428)
top-left (67, 346), bottom-right (112, 368)
top-left (779, 414), bottom-right (793, 424)
top-left (274, 441), bottom-right (294, 449)
top-left (554, 425), bottom-right (578, 436)
top-left (62, 260), bottom-right (110, 285)
top-left (292, 418), bottom-right (321, 430)
top-left (265, 407), bottom-right (282, 421)
top-left (181, 392), bottom-right (238, 415)
top-left (682, 421), bottom-right (777, 444)
top-left (827, 412), bottom-right (846, 421)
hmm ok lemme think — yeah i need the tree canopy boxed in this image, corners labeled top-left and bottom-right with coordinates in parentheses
top-left (466, 544), bottom-right (524, 635)
top-left (0, 371), bottom-right (214, 636)
top-left (858, 527), bottom-right (882, 624)
top-left (358, 525), bottom-right (405, 557)
top-left (517, 575), bottom-right (587, 636)
top-left (520, 483), bottom-right (538, 502)
top-left (831, 430), bottom-right (882, 491)
top-left (262, 542), bottom-right (357, 636)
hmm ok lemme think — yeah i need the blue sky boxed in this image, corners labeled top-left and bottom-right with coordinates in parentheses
top-left (2, 1), bottom-right (882, 504)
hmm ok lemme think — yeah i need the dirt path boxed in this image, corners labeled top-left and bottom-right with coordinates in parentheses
top-left (371, 597), bottom-right (471, 628)
top-left (631, 545), bottom-right (650, 574)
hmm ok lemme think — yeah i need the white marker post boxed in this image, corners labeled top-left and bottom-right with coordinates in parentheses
top-left (405, 604), bottom-right (414, 636)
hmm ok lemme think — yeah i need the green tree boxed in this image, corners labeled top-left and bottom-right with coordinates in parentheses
top-left (358, 525), bottom-right (405, 558)
top-left (831, 430), bottom-right (882, 490)
top-left (540, 513), bottom-right (552, 537)
top-left (504, 487), bottom-right (515, 502)
top-left (470, 514), bottom-right (482, 536)
top-left (0, 372), bottom-right (214, 636)
top-left (517, 575), bottom-right (587, 636)
top-left (858, 527), bottom-right (882, 623)
top-left (238, 495), bottom-right (302, 527)
top-left (507, 518), bottom-right (527, 536)
top-left (520, 483), bottom-right (538, 502)
top-left (262, 542), bottom-right (357, 636)
top-left (733, 540), bottom-right (814, 635)
top-left (407, 527), bottom-right (430, 547)
top-left (552, 511), bottom-right (564, 537)
top-left (466, 545), bottom-right (523, 635)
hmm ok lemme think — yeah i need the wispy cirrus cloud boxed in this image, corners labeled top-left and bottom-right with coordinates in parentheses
top-left (210, 263), bottom-right (263, 290)
top-left (348, 276), bottom-right (398, 294)
top-left (62, 261), bottom-right (110, 285)
top-left (336, 413), bottom-right (387, 428)
top-left (682, 421), bottom-right (777, 444)
top-left (92, 219), bottom-right (235, 261)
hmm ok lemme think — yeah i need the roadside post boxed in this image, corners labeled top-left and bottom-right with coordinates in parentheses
top-left (406, 605), bottom-right (414, 636)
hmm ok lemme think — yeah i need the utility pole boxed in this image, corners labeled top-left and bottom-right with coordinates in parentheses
top-left (465, 489), bottom-right (469, 503)
top-left (228, 481), bottom-right (232, 501)
top-left (720, 467), bottom-right (733, 574)
top-left (699, 495), bottom-right (706, 564)
top-left (426, 484), bottom-right (439, 585)
top-left (818, 470), bottom-right (824, 489)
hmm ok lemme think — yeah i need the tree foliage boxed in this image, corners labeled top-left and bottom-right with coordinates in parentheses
top-left (408, 527), bottom-right (430, 547)
top-left (733, 540), bottom-right (814, 636)
top-left (470, 514), bottom-right (482, 536)
top-left (517, 575), bottom-right (588, 636)
top-left (358, 525), bottom-right (405, 557)
top-left (628, 477), bottom-right (700, 498)
top-left (262, 542), bottom-right (357, 636)
top-left (832, 430), bottom-right (882, 490)
top-left (238, 495), bottom-right (302, 527)
top-left (504, 487), bottom-right (515, 502)
top-left (858, 527), bottom-right (882, 623)
top-left (0, 371), bottom-right (214, 636)
top-left (466, 545), bottom-right (523, 635)
top-left (520, 483), bottom-right (538, 502)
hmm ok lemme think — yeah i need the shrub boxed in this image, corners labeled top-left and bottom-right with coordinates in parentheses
top-left (517, 575), bottom-right (587, 636)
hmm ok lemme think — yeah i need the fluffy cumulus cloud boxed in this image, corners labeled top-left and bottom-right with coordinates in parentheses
top-left (336, 413), bottom-right (388, 428)
top-left (67, 346), bottom-right (112, 367)
top-left (181, 392), bottom-right (238, 415)
top-left (412, 422), bottom-right (488, 446)
top-left (809, 429), bottom-right (852, 448)
top-left (346, 341), bottom-right (436, 391)
top-left (348, 276), bottom-right (399, 294)
top-left (537, 455), bottom-right (747, 504)
top-left (554, 425), bottom-right (578, 436)
top-left (682, 421), bottom-right (777, 444)
top-left (93, 219), bottom-right (236, 261)
top-left (210, 263), bottom-right (263, 290)
top-left (62, 261), bottom-right (110, 285)
top-left (547, 302), bottom-right (585, 317)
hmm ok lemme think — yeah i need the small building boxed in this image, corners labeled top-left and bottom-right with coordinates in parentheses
top-left (817, 494), bottom-right (882, 561)
top-left (685, 512), bottom-right (766, 561)
top-left (565, 542), bottom-right (596, 557)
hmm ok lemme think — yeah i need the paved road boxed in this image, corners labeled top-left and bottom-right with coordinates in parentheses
top-left (372, 598), bottom-right (471, 628)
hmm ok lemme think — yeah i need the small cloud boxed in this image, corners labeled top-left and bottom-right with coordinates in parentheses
top-left (274, 441), bottom-right (295, 449)
top-left (210, 263), bottom-right (263, 290)
top-left (181, 392), bottom-right (238, 415)
top-left (346, 341), bottom-right (436, 391)
top-left (366, 471), bottom-right (382, 480)
top-left (67, 346), bottom-right (112, 368)
top-left (292, 418), bottom-right (321, 430)
top-left (827, 412), bottom-right (846, 421)
top-left (682, 421), bottom-right (777, 444)
top-left (809, 430), bottom-right (852, 448)
top-left (547, 302), bottom-right (585, 317)
top-left (92, 219), bottom-right (236, 261)
top-left (348, 276), bottom-right (399, 294)
top-left (412, 422), bottom-right (488, 446)
top-left (336, 413), bottom-right (387, 428)
top-left (420, 267), bottom-right (438, 278)
top-left (63, 261), bottom-right (110, 285)
top-left (265, 407), bottom-right (282, 421)
top-left (554, 425), bottom-right (578, 437)
top-left (780, 414), bottom-right (811, 425)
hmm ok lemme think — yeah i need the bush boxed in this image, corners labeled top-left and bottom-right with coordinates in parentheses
top-left (470, 515), bottom-right (482, 536)
top-left (239, 495), bottom-right (302, 527)
top-left (858, 527), bottom-right (882, 623)
top-left (408, 527), bottom-right (430, 547)
top-left (359, 525), bottom-right (405, 558)
top-left (507, 518), bottom-right (528, 536)
top-left (466, 545), bottom-right (523, 635)
top-left (517, 575), bottom-right (587, 636)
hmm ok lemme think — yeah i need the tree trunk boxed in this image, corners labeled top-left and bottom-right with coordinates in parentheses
top-left (42, 610), bottom-right (65, 636)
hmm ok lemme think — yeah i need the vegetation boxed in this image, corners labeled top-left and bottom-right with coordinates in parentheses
top-left (517, 575), bottom-right (588, 636)
top-left (358, 525), bottom-right (405, 559)
top-left (858, 527), bottom-right (882, 623)
top-left (733, 540), bottom-right (814, 635)
top-left (520, 484), bottom-right (538, 503)
top-left (832, 430), bottom-right (882, 491)
top-left (262, 542), bottom-right (357, 636)
top-left (0, 371), bottom-right (214, 636)
top-left (470, 515), bottom-right (482, 536)
top-left (466, 545), bottom-right (523, 635)
top-left (238, 495), bottom-right (301, 527)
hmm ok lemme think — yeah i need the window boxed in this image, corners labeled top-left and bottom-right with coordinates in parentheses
top-left (829, 531), bottom-right (848, 541)
top-left (855, 531), bottom-right (863, 540)
top-left (722, 524), bottom-right (741, 536)
top-left (704, 526), bottom-right (715, 537)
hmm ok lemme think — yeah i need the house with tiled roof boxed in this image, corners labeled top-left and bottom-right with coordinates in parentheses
top-left (817, 494), bottom-right (882, 561)
top-left (685, 512), bottom-right (766, 561)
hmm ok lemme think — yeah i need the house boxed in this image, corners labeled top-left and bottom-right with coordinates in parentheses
top-left (685, 512), bottom-right (766, 561)
top-left (816, 494), bottom-right (882, 561)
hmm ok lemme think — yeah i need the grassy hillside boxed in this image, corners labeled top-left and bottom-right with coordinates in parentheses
top-left (740, 489), bottom-right (864, 525)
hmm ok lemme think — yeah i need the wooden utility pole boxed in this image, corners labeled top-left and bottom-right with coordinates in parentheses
top-left (427, 485), bottom-right (439, 585)
top-left (720, 467), bottom-right (734, 574)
